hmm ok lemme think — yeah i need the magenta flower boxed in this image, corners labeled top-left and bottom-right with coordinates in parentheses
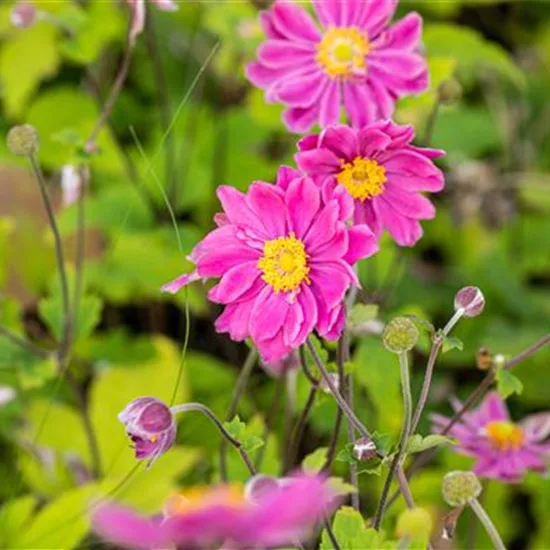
top-left (262, 350), bottom-right (301, 378)
top-left (93, 473), bottom-right (336, 549)
top-left (295, 122), bottom-right (445, 246)
top-left (246, 0), bottom-right (428, 133)
top-left (162, 167), bottom-right (378, 362)
top-left (432, 392), bottom-right (550, 482)
top-left (119, 397), bottom-right (177, 466)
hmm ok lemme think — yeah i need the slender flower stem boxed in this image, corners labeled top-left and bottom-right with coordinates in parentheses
top-left (220, 349), bottom-right (258, 480)
top-left (72, 169), bottom-right (87, 339)
top-left (337, 334), bottom-right (359, 509)
top-left (323, 516), bottom-right (342, 550)
top-left (29, 155), bottom-right (71, 357)
top-left (299, 345), bottom-right (320, 386)
top-left (0, 327), bottom-right (50, 359)
top-left (469, 498), bottom-right (506, 550)
top-left (410, 309), bottom-right (464, 435)
top-left (290, 386), bottom-right (317, 466)
top-left (386, 332), bottom-right (550, 511)
top-left (422, 98), bottom-right (441, 147)
top-left (306, 339), bottom-right (371, 440)
top-left (172, 402), bottom-right (257, 477)
top-left (85, 22), bottom-right (135, 153)
top-left (374, 352), bottom-right (413, 530)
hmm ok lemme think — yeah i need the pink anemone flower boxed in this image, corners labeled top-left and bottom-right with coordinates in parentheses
top-left (295, 121), bottom-right (445, 246)
top-left (246, 0), bottom-right (428, 133)
top-left (93, 473), bottom-right (336, 549)
top-left (128, 0), bottom-right (178, 44)
top-left (162, 167), bottom-right (378, 363)
top-left (432, 392), bottom-right (550, 483)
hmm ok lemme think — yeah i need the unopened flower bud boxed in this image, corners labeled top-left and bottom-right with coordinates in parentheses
top-left (353, 437), bottom-right (377, 461)
top-left (438, 78), bottom-right (462, 105)
top-left (11, 2), bottom-right (36, 28)
top-left (382, 317), bottom-right (419, 354)
top-left (7, 124), bottom-right (39, 156)
top-left (442, 471), bottom-right (482, 507)
top-left (118, 397), bottom-right (176, 466)
top-left (396, 507), bottom-right (433, 542)
top-left (476, 348), bottom-right (493, 371)
top-left (319, 373), bottom-right (340, 395)
top-left (454, 286), bottom-right (485, 318)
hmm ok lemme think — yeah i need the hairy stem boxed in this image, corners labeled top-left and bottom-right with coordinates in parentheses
top-left (374, 352), bottom-right (413, 529)
top-left (172, 402), bottom-right (256, 477)
top-left (220, 349), bottom-right (257, 480)
top-left (469, 498), bottom-right (506, 550)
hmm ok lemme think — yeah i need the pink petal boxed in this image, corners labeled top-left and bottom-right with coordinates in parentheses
top-left (275, 165), bottom-right (302, 190)
top-left (377, 12), bottom-right (422, 50)
top-left (217, 186), bottom-right (269, 239)
top-left (161, 271), bottom-right (200, 294)
top-left (357, 127), bottom-right (392, 158)
top-left (208, 262), bottom-right (261, 304)
top-left (297, 134), bottom-right (320, 152)
top-left (292, 284), bottom-right (318, 345)
top-left (153, 0), bottom-right (178, 11)
top-left (361, 0), bottom-right (398, 38)
top-left (259, 11), bottom-right (286, 40)
top-left (277, 70), bottom-right (327, 108)
top-left (282, 106), bottom-right (320, 134)
top-left (258, 40), bottom-right (315, 69)
top-left (256, 330), bottom-right (292, 364)
top-left (250, 287), bottom-right (291, 342)
top-left (246, 182), bottom-right (287, 238)
top-left (215, 299), bottom-right (256, 342)
top-left (295, 147), bottom-right (341, 175)
top-left (521, 413), bottom-right (550, 443)
top-left (381, 186), bottom-right (436, 220)
top-left (343, 225), bottom-right (379, 265)
top-left (270, 2), bottom-right (322, 42)
top-left (386, 172), bottom-right (444, 193)
top-left (246, 61), bottom-right (281, 88)
top-left (318, 125), bottom-right (359, 160)
top-left (129, 0), bottom-right (146, 44)
top-left (368, 50), bottom-right (427, 80)
top-left (319, 80), bottom-right (341, 128)
top-left (376, 198), bottom-right (423, 246)
top-left (354, 199), bottom-right (383, 239)
top-left (384, 150), bottom-right (445, 184)
top-left (312, 228), bottom-right (349, 262)
top-left (343, 82), bottom-right (377, 129)
top-left (286, 177), bottom-right (321, 239)
top-left (477, 392), bottom-right (510, 424)
top-left (304, 202), bottom-right (339, 251)
top-left (313, 0), bottom-right (342, 26)
top-left (309, 262), bottom-right (351, 310)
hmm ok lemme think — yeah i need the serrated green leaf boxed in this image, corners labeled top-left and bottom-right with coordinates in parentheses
top-left (495, 369), bottom-right (524, 399)
top-left (223, 416), bottom-right (264, 455)
top-left (371, 432), bottom-right (393, 456)
top-left (441, 334), bottom-right (464, 354)
top-left (406, 434), bottom-right (456, 454)
top-left (327, 477), bottom-right (358, 497)
top-left (302, 447), bottom-right (328, 474)
top-left (347, 304), bottom-right (379, 329)
top-left (404, 314), bottom-right (435, 336)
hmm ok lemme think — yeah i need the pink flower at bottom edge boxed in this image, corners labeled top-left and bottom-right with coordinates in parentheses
top-left (295, 121), bottom-right (445, 247)
top-left (432, 391), bottom-right (550, 483)
top-left (246, 0), bottom-right (428, 133)
top-left (162, 167), bottom-right (378, 363)
top-left (92, 473), bottom-right (337, 549)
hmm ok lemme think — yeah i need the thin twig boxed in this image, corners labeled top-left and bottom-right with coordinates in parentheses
top-left (220, 349), bottom-right (258, 480)
top-left (290, 386), bottom-right (317, 467)
top-left (469, 498), bottom-right (506, 550)
top-left (172, 402), bottom-right (257, 476)
top-left (0, 327), bottom-right (50, 359)
top-left (323, 516), bottom-right (342, 550)
top-left (72, 168), bottom-right (87, 341)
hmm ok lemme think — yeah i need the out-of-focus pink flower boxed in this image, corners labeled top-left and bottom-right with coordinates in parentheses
top-left (0, 385), bottom-right (16, 406)
top-left (432, 392), bottom-right (550, 482)
top-left (127, 0), bottom-right (178, 44)
top-left (60, 165), bottom-right (84, 208)
top-left (295, 122), bottom-right (445, 246)
top-left (162, 167), bottom-right (378, 363)
top-left (92, 473), bottom-right (336, 549)
top-left (246, 0), bottom-right (428, 133)
top-left (262, 350), bottom-right (301, 378)
top-left (118, 397), bottom-right (177, 466)
top-left (10, 1), bottom-right (36, 28)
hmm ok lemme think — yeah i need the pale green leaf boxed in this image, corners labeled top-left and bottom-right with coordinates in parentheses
top-left (495, 369), bottom-right (523, 399)
top-left (406, 434), bottom-right (456, 454)
top-left (302, 447), bottom-right (328, 474)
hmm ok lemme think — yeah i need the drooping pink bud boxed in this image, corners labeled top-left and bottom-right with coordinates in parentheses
top-left (454, 286), bottom-right (485, 318)
top-left (118, 397), bottom-right (176, 466)
top-left (11, 2), bottom-right (36, 28)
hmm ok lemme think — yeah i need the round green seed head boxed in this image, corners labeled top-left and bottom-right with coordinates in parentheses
top-left (7, 124), bottom-right (39, 156)
top-left (382, 317), bottom-right (419, 353)
top-left (442, 470), bottom-right (482, 507)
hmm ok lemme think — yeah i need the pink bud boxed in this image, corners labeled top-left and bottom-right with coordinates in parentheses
top-left (454, 286), bottom-right (485, 317)
top-left (245, 475), bottom-right (280, 502)
top-left (118, 397), bottom-right (176, 466)
top-left (353, 437), bottom-right (377, 461)
top-left (11, 2), bottom-right (36, 28)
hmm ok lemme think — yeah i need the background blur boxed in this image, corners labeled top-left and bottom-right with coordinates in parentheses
top-left (1, 1), bottom-right (550, 548)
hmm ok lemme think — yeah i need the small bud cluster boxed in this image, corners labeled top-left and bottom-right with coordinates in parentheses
top-left (442, 470), bottom-right (482, 507)
top-left (382, 317), bottom-right (419, 354)
top-left (7, 124), bottom-right (39, 156)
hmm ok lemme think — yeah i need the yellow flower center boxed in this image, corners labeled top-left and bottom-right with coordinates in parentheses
top-left (485, 421), bottom-right (525, 451)
top-left (336, 157), bottom-right (387, 201)
top-left (316, 27), bottom-right (369, 79)
top-left (258, 232), bottom-right (310, 294)
top-left (165, 485), bottom-right (245, 516)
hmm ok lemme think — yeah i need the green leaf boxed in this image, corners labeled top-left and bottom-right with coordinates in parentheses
top-left (321, 507), bottom-right (392, 550)
top-left (302, 447), bottom-right (328, 474)
top-left (223, 416), bottom-right (264, 455)
top-left (406, 434), bottom-right (456, 454)
top-left (371, 432), bottom-right (393, 456)
top-left (441, 334), bottom-right (464, 354)
top-left (423, 24), bottom-right (525, 89)
top-left (0, 23), bottom-right (60, 117)
top-left (495, 369), bottom-right (524, 399)
top-left (326, 477), bottom-right (357, 497)
top-left (404, 314), bottom-right (435, 336)
top-left (0, 495), bottom-right (36, 548)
